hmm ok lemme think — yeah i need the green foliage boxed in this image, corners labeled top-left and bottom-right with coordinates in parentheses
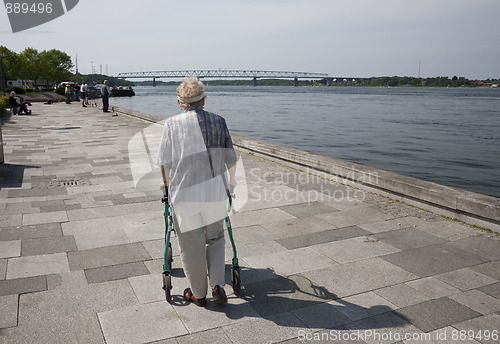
top-left (6, 86), bottom-right (25, 94)
top-left (1, 46), bottom-right (74, 85)
top-left (0, 95), bottom-right (8, 116)
top-left (79, 74), bottom-right (132, 87)
top-left (328, 76), bottom-right (481, 87)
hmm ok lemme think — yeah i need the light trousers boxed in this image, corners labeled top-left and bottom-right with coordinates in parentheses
top-left (173, 203), bottom-right (226, 299)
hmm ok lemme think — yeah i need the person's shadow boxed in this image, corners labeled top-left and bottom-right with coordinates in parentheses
top-left (206, 265), bottom-right (411, 331)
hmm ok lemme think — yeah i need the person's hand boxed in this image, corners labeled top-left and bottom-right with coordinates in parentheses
top-left (228, 180), bottom-right (237, 199)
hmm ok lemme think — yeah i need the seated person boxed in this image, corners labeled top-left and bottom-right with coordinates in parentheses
top-left (8, 91), bottom-right (21, 115)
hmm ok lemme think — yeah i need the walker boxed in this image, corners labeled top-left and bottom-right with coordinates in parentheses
top-left (161, 187), bottom-right (241, 303)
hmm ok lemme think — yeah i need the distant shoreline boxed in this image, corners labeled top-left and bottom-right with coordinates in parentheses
top-left (131, 78), bottom-right (499, 88)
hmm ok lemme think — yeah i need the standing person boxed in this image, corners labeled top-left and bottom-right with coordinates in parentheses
top-left (73, 84), bottom-right (80, 101)
top-left (64, 83), bottom-right (73, 104)
top-left (156, 77), bottom-right (237, 307)
top-left (80, 81), bottom-right (88, 107)
top-left (101, 80), bottom-right (110, 113)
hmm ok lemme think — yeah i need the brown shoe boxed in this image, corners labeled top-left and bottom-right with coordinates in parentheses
top-left (183, 288), bottom-right (206, 307)
top-left (212, 285), bottom-right (228, 304)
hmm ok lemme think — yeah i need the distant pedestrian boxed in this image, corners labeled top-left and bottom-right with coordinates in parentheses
top-left (64, 84), bottom-right (73, 104)
top-left (101, 80), bottom-right (110, 113)
top-left (73, 84), bottom-right (80, 101)
top-left (80, 82), bottom-right (88, 107)
top-left (157, 77), bottom-right (237, 307)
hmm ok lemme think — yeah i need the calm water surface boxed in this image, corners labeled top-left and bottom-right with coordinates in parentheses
top-left (109, 86), bottom-right (500, 198)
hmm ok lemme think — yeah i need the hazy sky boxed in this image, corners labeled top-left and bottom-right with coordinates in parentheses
top-left (1, 0), bottom-right (499, 79)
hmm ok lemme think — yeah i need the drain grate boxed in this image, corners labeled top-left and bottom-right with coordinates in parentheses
top-left (58, 179), bottom-right (82, 187)
top-left (33, 177), bottom-right (89, 189)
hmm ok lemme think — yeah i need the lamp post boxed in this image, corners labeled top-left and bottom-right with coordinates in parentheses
top-left (0, 54), bottom-right (5, 96)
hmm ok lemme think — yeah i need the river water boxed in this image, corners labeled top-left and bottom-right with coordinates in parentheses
top-left (109, 85), bottom-right (500, 198)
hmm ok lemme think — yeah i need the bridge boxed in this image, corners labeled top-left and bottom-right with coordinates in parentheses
top-left (116, 70), bottom-right (332, 86)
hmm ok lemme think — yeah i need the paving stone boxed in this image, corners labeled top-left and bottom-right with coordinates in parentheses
top-left (162, 295), bottom-right (259, 334)
top-left (3, 202), bottom-right (40, 215)
top-left (128, 273), bottom-right (165, 304)
top-left (333, 292), bottom-right (398, 322)
top-left (0, 259), bottom-right (6, 280)
top-left (471, 260), bottom-right (500, 280)
top-left (279, 201), bottom-right (340, 218)
top-left (406, 277), bottom-right (461, 298)
top-left (419, 221), bottom-right (478, 241)
top-left (85, 262), bottom-right (150, 284)
top-left (317, 205), bottom-right (394, 227)
top-left (98, 301), bottom-right (189, 344)
top-left (230, 208), bottom-right (296, 228)
top-left (31, 200), bottom-right (68, 213)
top-left (231, 225), bottom-right (278, 246)
top-left (15, 279), bottom-right (137, 342)
top-left (244, 247), bottom-right (336, 279)
top-left (372, 227), bottom-right (447, 250)
top-left (346, 311), bottom-right (421, 344)
top-left (0, 214), bottom-right (22, 227)
top-left (0, 240), bottom-right (21, 258)
top-left (222, 312), bottom-right (306, 344)
top-left (73, 227), bottom-right (130, 250)
top-left (67, 243), bottom-right (151, 271)
top-left (21, 235), bottom-right (77, 256)
top-left (311, 235), bottom-right (400, 264)
top-left (7, 253), bottom-right (70, 279)
top-left (46, 270), bottom-right (88, 291)
top-left (381, 243), bottom-right (488, 278)
top-left (176, 328), bottom-right (231, 344)
top-left (260, 216), bottom-right (335, 240)
top-left (302, 258), bottom-right (417, 298)
top-left (448, 290), bottom-right (500, 315)
top-left (0, 295), bottom-right (18, 328)
top-left (374, 283), bottom-right (430, 308)
top-left (61, 216), bottom-right (130, 235)
top-left (453, 314), bottom-right (500, 344)
top-left (276, 225), bottom-right (370, 250)
top-left (22, 211), bottom-right (68, 225)
top-left (1, 312), bottom-right (106, 343)
top-left (396, 297), bottom-right (481, 332)
top-left (435, 268), bottom-right (498, 291)
top-left (450, 235), bottom-right (500, 261)
top-left (240, 274), bottom-right (337, 317)
top-left (122, 211), bottom-right (164, 243)
top-left (7, 188), bottom-right (68, 198)
top-left (291, 302), bottom-right (351, 331)
top-left (233, 240), bottom-right (288, 261)
top-left (0, 276), bottom-right (47, 296)
top-left (477, 282), bottom-right (500, 300)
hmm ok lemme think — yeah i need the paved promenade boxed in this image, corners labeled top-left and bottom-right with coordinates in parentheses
top-left (1, 102), bottom-right (499, 344)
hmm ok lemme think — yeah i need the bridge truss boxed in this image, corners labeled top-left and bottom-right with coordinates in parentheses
top-left (117, 70), bottom-right (329, 80)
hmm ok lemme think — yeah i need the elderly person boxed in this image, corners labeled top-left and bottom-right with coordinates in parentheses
top-left (101, 80), bottom-right (110, 113)
top-left (8, 91), bottom-right (20, 115)
top-left (157, 77), bottom-right (237, 306)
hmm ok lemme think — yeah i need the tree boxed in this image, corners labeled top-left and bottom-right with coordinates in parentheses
top-left (0, 45), bottom-right (21, 80)
top-left (39, 49), bottom-right (73, 83)
top-left (19, 47), bottom-right (42, 84)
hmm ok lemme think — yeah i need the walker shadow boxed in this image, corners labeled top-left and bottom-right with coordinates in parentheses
top-left (211, 266), bottom-right (411, 330)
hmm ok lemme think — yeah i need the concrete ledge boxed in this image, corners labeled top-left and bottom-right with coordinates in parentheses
top-left (231, 134), bottom-right (500, 227)
top-left (101, 106), bottom-right (500, 228)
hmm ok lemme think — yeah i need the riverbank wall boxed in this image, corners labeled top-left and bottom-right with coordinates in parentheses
top-left (98, 102), bottom-right (500, 232)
